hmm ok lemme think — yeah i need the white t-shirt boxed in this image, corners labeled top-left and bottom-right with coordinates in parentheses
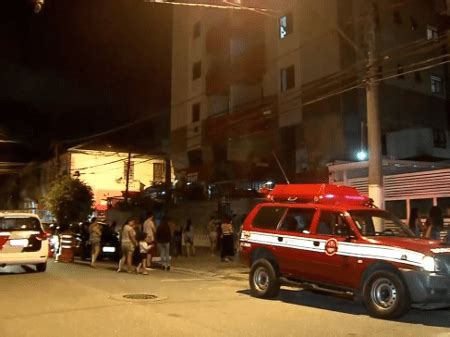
top-left (139, 241), bottom-right (152, 254)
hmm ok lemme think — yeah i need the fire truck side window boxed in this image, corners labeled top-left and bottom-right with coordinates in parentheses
top-left (317, 211), bottom-right (352, 237)
top-left (252, 206), bottom-right (287, 230)
top-left (278, 208), bottom-right (315, 233)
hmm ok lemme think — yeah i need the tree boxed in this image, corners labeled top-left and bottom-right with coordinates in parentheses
top-left (44, 175), bottom-right (94, 226)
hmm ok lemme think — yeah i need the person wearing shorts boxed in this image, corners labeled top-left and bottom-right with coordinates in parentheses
top-left (88, 218), bottom-right (102, 267)
top-left (118, 218), bottom-right (137, 273)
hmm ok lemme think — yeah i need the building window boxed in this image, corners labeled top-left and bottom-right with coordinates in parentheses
top-left (123, 160), bottom-right (135, 181)
top-left (433, 129), bottom-right (447, 149)
top-left (193, 21), bottom-right (201, 39)
top-left (192, 61), bottom-right (202, 80)
top-left (393, 10), bottom-right (402, 24)
top-left (414, 71), bottom-right (422, 83)
top-left (397, 64), bottom-right (405, 79)
top-left (279, 13), bottom-right (293, 39)
top-left (153, 162), bottom-right (165, 182)
top-left (427, 25), bottom-right (438, 40)
top-left (431, 75), bottom-right (443, 93)
top-left (280, 65), bottom-right (295, 92)
top-left (192, 103), bottom-right (200, 123)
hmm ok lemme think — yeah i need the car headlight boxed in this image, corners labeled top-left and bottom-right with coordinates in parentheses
top-left (422, 256), bottom-right (436, 272)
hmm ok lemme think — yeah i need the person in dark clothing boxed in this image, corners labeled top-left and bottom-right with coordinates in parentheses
top-left (408, 208), bottom-right (421, 237)
top-left (220, 216), bottom-right (234, 262)
top-left (156, 217), bottom-right (172, 270)
top-left (425, 206), bottom-right (444, 240)
top-left (171, 223), bottom-right (182, 257)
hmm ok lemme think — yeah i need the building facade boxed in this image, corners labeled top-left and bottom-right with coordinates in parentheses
top-left (170, 0), bottom-right (450, 190)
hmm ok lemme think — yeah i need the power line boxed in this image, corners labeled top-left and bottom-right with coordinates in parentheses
top-left (144, 0), bottom-right (278, 16)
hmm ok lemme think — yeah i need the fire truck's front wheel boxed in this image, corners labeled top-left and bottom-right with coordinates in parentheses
top-left (363, 270), bottom-right (410, 319)
top-left (249, 259), bottom-right (280, 299)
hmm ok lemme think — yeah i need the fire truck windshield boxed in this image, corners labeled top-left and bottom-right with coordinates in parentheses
top-left (349, 210), bottom-right (415, 238)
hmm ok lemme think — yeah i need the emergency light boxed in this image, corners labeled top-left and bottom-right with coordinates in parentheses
top-left (266, 184), bottom-right (370, 205)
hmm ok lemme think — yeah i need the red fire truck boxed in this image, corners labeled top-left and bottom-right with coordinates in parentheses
top-left (239, 184), bottom-right (450, 319)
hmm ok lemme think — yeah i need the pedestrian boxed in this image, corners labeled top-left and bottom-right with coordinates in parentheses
top-left (135, 231), bottom-right (153, 275)
top-left (220, 216), bottom-right (234, 262)
top-left (408, 208), bottom-right (422, 237)
top-left (424, 206), bottom-right (444, 240)
top-left (88, 217), bottom-right (102, 267)
top-left (172, 223), bottom-right (182, 257)
top-left (206, 215), bottom-right (218, 256)
top-left (156, 217), bottom-right (172, 271)
top-left (183, 219), bottom-right (195, 257)
top-left (143, 211), bottom-right (156, 270)
top-left (118, 218), bottom-right (138, 273)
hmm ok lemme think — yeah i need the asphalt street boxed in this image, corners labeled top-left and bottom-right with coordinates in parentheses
top-left (1, 258), bottom-right (450, 337)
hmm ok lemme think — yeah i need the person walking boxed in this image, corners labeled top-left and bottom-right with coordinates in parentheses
top-left (88, 217), bottom-right (102, 267)
top-left (156, 217), bottom-right (172, 271)
top-left (220, 216), bottom-right (234, 262)
top-left (143, 212), bottom-right (156, 270)
top-left (135, 231), bottom-right (153, 275)
top-left (118, 218), bottom-right (137, 273)
top-left (424, 206), bottom-right (444, 240)
top-left (408, 208), bottom-right (422, 237)
top-left (171, 223), bottom-right (183, 257)
top-left (206, 215), bottom-right (218, 256)
top-left (183, 219), bottom-right (196, 257)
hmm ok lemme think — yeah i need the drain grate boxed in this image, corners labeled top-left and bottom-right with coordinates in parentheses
top-left (123, 294), bottom-right (158, 300)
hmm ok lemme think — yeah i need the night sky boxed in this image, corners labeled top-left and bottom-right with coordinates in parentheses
top-left (0, 0), bottom-right (172, 159)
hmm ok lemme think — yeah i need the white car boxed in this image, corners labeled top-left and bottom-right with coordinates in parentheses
top-left (0, 212), bottom-right (48, 272)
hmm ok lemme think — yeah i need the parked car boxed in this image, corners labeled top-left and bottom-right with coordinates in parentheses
top-left (73, 222), bottom-right (120, 261)
top-left (240, 184), bottom-right (450, 320)
top-left (0, 212), bottom-right (48, 272)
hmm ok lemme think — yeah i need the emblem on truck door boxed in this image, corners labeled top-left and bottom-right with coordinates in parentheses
top-left (325, 238), bottom-right (339, 256)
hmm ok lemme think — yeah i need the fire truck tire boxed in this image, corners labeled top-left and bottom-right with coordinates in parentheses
top-left (35, 262), bottom-right (47, 272)
top-left (362, 270), bottom-right (410, 319)
top-left (249, 259), bottom-right (280, 299)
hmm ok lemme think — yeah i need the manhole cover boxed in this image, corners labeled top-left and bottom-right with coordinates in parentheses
top-left (123, 294), bottom-right (158, 300)
top-left (109, 293), bottom-right (167, 303)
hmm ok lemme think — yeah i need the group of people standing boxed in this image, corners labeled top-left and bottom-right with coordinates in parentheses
top-left (117, 212), bottom-right (172, 274)
top-left (408, 205), bottom-right (445, 240)
top-left (86, 211), bottom-right (240, 274)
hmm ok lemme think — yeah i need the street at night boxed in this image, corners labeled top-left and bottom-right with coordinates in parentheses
top-left (1, 258), bottom-right (449, 337)
top-left (2, 1), bottom-right (450, 336)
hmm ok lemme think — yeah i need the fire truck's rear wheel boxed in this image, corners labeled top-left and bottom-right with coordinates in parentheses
top-left (249, 259), bottom-right (280, 299)
top-left (363, 270), bottom-right (410, 319)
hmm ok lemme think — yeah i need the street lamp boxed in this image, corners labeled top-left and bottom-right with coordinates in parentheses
top-left (30, 0), bottom-right (44, 13)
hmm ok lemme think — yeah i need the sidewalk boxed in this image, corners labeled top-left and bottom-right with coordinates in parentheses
top-left (167, 252), bottom-right (249, 280)
top-left (71, 249), bottom-right (249, 281)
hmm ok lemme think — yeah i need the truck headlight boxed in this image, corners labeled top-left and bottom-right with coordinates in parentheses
top-left (422, 256), bottom-right (436, 272)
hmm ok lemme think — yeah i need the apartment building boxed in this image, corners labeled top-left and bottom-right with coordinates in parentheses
top-left (170, 0), bottom-right (450, 189)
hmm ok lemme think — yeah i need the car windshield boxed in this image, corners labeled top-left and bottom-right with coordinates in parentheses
top-left (349, 210), bottom-right (415, 238)
top-left (0, 217), bottom-right (41, 231)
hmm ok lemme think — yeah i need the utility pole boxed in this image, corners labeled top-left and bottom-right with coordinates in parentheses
top-left (366, 3), bottom-right (384, 212)
top-left (124, 150), bottom-right (132, 205)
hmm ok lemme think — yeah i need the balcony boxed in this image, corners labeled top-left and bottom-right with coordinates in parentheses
top-left (206, 44), bottom-right (266, 95)
top-left (204, 96), bottom-right (277, 143)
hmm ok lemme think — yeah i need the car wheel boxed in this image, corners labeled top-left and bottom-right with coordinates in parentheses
top-left (363, 270), bottom-right (410, 319)
top-left (36, 262), bottom-right (47, 272)
top-left (249, 259), bottom-right (280, 299)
